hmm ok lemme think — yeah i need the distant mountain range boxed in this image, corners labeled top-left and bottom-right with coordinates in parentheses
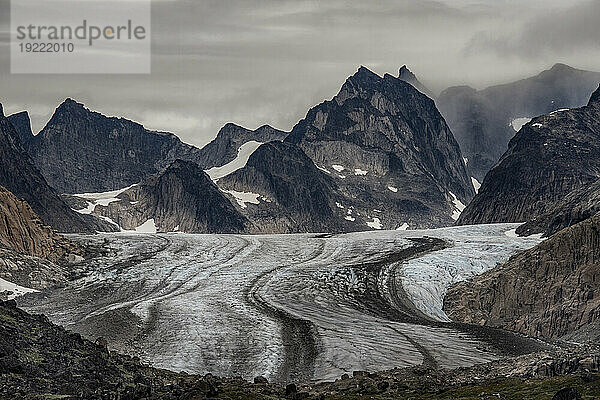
top-left (437, 63), bottom-right (600, 181)
top-left (2, 63), bottom-right (600, 235)
top-left (5, 66), bottom-right (478, 233)
top-left (459, 85), bottom-right (600, 228)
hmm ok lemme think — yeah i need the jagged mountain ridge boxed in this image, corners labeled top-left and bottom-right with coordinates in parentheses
top-left (438, 63), bottom-right (600, 180)
top-left (445, 213), bottom-right (600, 342)
top-left (25, 99), bottom-right (206, 194)
top-left (23, 99), bottom-right (288, 194)
top-left (458, 85), bottom-right (600, 226)
top-left (0, 103), bottom-right (114, 233)
top-left (285, 66), bottom-right (474, 229)
top-left (398, 65), bottom-right (435, 99)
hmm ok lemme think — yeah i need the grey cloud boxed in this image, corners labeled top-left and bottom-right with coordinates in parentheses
top-left (0, 0), bottom-right (599, 147)
top-left (467, 0), bottom-right (600, 58)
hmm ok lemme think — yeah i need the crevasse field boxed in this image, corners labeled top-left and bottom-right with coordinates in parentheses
top-left (21, 224), bottom-right (543, 383)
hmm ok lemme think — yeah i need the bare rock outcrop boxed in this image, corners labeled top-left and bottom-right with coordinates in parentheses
top-left (444, 213), bottom-right (600, 341)
top-left (458, 85), bottom-right (600, 226)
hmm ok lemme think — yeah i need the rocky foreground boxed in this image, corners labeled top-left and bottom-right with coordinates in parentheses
top-left (0, 299), bottom-right (599, 400)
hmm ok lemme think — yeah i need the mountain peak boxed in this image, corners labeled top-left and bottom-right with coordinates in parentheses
top-left (398, 65), bottom-right (415, 80)
top-left (351, 66), bottom-right (382, 83)
top-left (58, 98), bottom-right (85, 111)
top-left (550, 63), bottom-right (574, 72)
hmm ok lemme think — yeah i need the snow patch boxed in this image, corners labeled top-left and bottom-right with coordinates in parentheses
top-left (345, 215), bottom-right (356, 222)
top-left (0, 278), bottom-right (37, 299)
top-left (206, 141), bottom-right (263, 181)
top-left (510, 117), bottom-right (532, 132)
top-left (396, 223), bottom-right (409, 231)
top-left (331, 165), bottom-right (345, 172)
top-left (388, 186), bottom-right (398, 193)
top-left (223, 190), bottom-right (261, 209)
top-left (336, 202), bottom-right (345, 209)
top-left (449, 191), bottom-right (466, 221)
top-left (550, 108), bottom-right (569, 115)
top-left (366, 217), bottom-right (383, 230)
top-left (463, 157), bottom-right (468, 165)
top-left (471, 177), bottom-right (481, 194)
top-left (135, 219), bottom-right (157, 234)
top-left (532, 123), bottom-right (543, 128)
top-left (316, 165), bottom-right (331, 174)
top-left (74, 184), bottom-right (137, 214)
top-left (354, 168), bottom-right (368, 176)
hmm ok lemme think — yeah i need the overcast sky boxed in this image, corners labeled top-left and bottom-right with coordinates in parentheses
top-left (1, 0), bottom-right (599, 147)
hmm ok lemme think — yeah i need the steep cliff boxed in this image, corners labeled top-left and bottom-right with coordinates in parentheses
top-left (219, 141), bottom-right (360, 233)
top-left (25, 99), bottom-right (204, 193)
top-left (7, 111), bottom-right (33, 145)
top-left (0, 103), bottom-right (113, 233)
top-left (517, 178), bottom-right (600, 237)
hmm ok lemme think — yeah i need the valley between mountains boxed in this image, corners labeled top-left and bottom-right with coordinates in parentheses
top-left (2, 62), bottom-right (600, 399)
top-left (19, 225), bottom-right (544, 384)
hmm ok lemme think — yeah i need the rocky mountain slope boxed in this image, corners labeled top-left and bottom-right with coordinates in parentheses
top-left (23, 99), bottom-right (287, 195)
top-left (218, 141), bottom-right (360, 233)
top-left (0, 186), bottom-right (76, 263)
top-left (24, 99), bottom-right (205, 194)
top-left (0, 186), bottom-right (82, 296)
top-left (458, 86), bottom-right (600, 226)
top-left (517, 178), bottom-right (600, 237)
top-left (445, 213), bottom-right (600, 342)
top-left (0, 103), bottom-right (114, 233)
top-left (284, 66), bottom-right (474, 230)
top-left (7, 111), bottom-right (33, 144)
top-left (90, 160), bottom-right (248, 233)
top-left (438, 63), bottom-right (600, 180)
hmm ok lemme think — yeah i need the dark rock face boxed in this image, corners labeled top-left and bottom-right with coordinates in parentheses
top-left (517, 178), bottom-right (600, 237)
top-left (438, 63), bottom-right (600, 180)
top-left (26, 99), bottom-right (203, 194)
top-left (95, 160), bottom-right (248, 233)
top-left (219, 141), bottom-right (360, 233)
top-left (285, 66), bottom-right (474, 229)
top-left (196, 123), bottom-right (288, 169)
top-left (7, 111), bottom-right (33, 144)
top-left (0, 103), bottom-right (113, 233)
top-left (24, 99), bottom-right (286, 195)
top-left (444, 213), bottom-right (600, 341)
top-left (458, 86), bottom-right (600, 226)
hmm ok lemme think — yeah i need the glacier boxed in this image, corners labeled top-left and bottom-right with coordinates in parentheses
top-left (19, 224), bottom-right (544, 384)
